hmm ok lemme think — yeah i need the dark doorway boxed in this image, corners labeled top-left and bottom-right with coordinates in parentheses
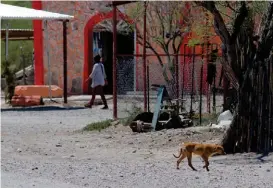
top-left (91, 31), bottom-right (134, 94)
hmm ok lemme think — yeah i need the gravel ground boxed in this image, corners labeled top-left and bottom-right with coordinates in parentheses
top-left (1, 106), bottom-right (273, 188)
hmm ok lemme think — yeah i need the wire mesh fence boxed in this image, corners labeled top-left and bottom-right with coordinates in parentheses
top-left (179, 54), bottom-right (224, 115)
top-left (116, 44), bottom-right (224, 124)
top-left (116, 56), bottom-right (144, 119)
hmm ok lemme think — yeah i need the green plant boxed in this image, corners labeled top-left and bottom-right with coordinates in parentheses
top-left (82, 119), bottom-right (112, 132)
top-left (1, 1), bottom-right (33, 75)
top-left (2, 60), bottom-right (16, 103)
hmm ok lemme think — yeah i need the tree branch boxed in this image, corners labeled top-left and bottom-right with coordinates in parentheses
top-left (225, 1), bottom-right (236, 12)
top-left (136, 32), bottom-right (164, 67)
top-left (168, 3), bottom-right (174, 37)
top-left (155, 6), bottom-right (166, 44)
top-left (177, 32), bottom-right (188, 53)
top-left (218, 10), bottom-right (234, 20)
top-left (172, 35), bottom-right (177, 55)
top-left (256, 2), bottom-right (273, 61)
top-left (195, 1), bottom-right (231, 44)
top-left (230, 2), bottom-right (248, 43)
top-left (148, 44), bottom-right (164, 67)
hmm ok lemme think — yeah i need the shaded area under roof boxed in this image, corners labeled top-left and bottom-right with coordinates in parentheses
top-left (1, 29), bottom-right (34, 41)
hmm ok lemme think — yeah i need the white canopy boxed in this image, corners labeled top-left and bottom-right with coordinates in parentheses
top-left (0, 3), bottom-right (74, 20)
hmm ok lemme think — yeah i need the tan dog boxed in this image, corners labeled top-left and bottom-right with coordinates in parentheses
top-left (173, 142), bottom-right (226, 171)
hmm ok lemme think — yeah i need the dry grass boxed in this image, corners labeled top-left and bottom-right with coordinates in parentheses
top-left (83, 119), bottom-right (112, 132)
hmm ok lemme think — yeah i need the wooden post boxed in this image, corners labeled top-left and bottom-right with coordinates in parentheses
top-left (200, 44), bottom-right (204, 125)
top-left (5, 23), bottom-right (9, 61)
top-left (143, 1), bottom-right (147, 112)
top-left (63, 20), bottom-right (68, 104)
top-left (190, 46), bottom-right (195, 118)
top-left (112, 5), bottom-right (117, 119)
top-left (175, 53), bottom-right (179, 114)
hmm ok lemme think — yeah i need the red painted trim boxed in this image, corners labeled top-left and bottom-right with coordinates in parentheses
top-left (32, 1), bottom-right (44, 85)
top-left (83, 11), bottom-right (132, 94)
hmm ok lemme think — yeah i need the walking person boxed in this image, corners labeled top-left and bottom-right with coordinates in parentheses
top-left (85, 55), bottom-right (108, 109)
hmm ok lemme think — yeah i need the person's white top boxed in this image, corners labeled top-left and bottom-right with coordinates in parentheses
top-left (89, 62), bottom-right (107, 88)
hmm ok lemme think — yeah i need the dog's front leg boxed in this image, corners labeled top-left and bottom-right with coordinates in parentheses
top-left (205, 160), bottom-right (210, 171)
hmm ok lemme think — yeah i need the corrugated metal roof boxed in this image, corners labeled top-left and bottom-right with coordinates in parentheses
top-left (0, 3), bottom-right (74, 20)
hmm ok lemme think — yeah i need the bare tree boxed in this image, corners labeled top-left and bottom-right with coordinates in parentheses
top-left (196, 1), bottom-right (273, 154)
top-left (125, 1), bottom-right (195, 97)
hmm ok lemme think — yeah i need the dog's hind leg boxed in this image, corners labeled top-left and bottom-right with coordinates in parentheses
top-left (201, 155), bottom-right (210, 171)
top-left (187, 153), bottom-right (197, 171)
top-left (176, 152), bottom-right (186, 169)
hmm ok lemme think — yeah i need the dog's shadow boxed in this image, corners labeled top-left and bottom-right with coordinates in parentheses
top-left (210, 153), bottom-right (273, 165)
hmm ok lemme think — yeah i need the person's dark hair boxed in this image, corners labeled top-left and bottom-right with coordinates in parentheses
top-left (94, 55), bottom-right (101, 63)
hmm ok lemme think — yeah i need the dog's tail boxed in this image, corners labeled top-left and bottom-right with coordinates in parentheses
top-left (173, 148), bottom-right (183, 158)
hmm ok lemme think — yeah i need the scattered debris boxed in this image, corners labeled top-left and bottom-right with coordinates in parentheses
top-left (210, 110), bottom-right (233, 131)
top-left (217, 110), bottom-right (233, 123)
top-left (130, 112), bottom-right (192, 133)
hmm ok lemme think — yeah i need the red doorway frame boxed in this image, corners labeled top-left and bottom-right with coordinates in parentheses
top-left (83, 11), bottom-right (132, 94)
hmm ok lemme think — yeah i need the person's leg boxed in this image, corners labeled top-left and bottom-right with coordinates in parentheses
top-left (97, 85), bottom-right (108, 109)
top-left (85, 87), bottom-right (97, 108)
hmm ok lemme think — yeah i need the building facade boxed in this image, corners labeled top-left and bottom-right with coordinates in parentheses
top-left (32, 1), bottom-right (222, 95)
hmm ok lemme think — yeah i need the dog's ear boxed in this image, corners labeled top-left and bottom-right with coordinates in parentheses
top-left (214, 145), bottom-right (223, 152)
top-left (213, 146), bottom-right (218, 152)
top-left (216, 145), bottom-right (226, 154)
top-left (219, 145), bottom-right (224, 150)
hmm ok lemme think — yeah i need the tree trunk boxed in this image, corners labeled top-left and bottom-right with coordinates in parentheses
top-left (195, 1), bottom-right (273, 154)
top-left (222, 55), bottom-right (273, 154)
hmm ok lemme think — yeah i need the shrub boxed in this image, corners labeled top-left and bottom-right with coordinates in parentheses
top-left (2, 60), bottom-right (16, 104)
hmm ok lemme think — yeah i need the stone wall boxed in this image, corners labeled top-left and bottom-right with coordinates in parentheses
top-left (42, 1), bottom-right (97, 94)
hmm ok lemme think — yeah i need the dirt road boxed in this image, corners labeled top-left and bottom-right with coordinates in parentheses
top-left (1, 108), bottom-right (273, 188)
